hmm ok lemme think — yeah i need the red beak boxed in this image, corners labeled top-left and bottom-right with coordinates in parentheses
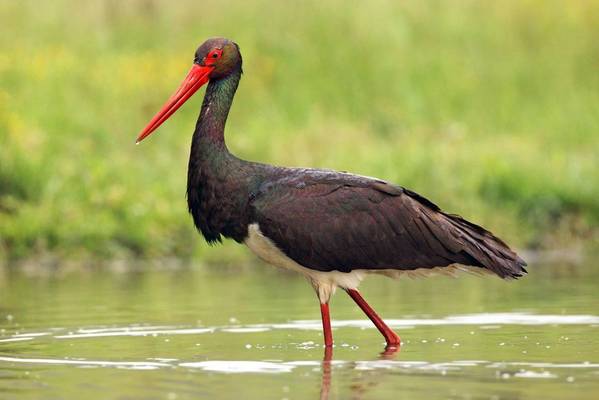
top-left (136, 64), bottom-right (213, 144)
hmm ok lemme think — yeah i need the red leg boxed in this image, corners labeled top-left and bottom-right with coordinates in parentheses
top-left (320, 302), bottom-right (333, 347)
top-left (345, 288), bottom-right (401, 347)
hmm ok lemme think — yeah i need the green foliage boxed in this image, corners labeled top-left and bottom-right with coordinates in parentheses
top-left (1, 0), bottom-right (598, 261)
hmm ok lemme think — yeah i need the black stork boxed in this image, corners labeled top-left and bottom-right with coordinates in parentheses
top-left (136, 38), bottom-right (527, 349)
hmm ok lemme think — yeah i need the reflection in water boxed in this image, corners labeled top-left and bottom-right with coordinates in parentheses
top-left (320, 346), bottom-right (333, 400)
top-left (380, 344), bottom-right (400, 360)
top-left (1, 343), bottom-right (599, 399)
top-left (1, 353), bottom-right (598, 373)
top-left (320, 344), bottom-right (400, 400)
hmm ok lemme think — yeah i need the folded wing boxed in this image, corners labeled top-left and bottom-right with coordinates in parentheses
top-left (250, 170), bottom-right (527, 279)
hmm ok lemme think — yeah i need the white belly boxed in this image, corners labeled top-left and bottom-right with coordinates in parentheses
top-left (244, 223), bottom-right (365, 303)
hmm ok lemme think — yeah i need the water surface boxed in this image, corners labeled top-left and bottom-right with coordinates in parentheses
top-left (1, 254), bottom-right (598, 399)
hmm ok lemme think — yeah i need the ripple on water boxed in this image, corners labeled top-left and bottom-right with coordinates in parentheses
top-left (1, 312), bottom-right (598, 380)
top-left (179, 361), bottom-right (295, 374)
top-left (53, 327), bottom-right (214, 339)
top-left (2, 312), bottom-right (599, 343)
top-left (0, 355), bottom-right (597, 380)
top-left (513, 370), bottom-right (558, 379)
top-left (0, 356), bottom-right (169, 369)
top-left (281, 313), bottom-right (599, 330)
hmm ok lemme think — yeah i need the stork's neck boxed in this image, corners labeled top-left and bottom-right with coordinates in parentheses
top-left (186, 67), bottom-right (248, 243)
top-left (187, 67), bottom-right (242, 205)
top-left (191, 68), bottom-right (241, 154)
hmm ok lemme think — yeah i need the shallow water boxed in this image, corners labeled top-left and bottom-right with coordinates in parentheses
top-left (1, 254), bottom-right (598, 399)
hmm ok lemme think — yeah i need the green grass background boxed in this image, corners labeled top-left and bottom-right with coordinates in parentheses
top-left (1, 0), bottom-right (598, 263)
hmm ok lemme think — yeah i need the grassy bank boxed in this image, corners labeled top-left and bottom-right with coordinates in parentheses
top-left (1, 0), bottom-right (598, 263)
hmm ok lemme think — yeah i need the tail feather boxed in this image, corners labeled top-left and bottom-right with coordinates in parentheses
top-left (445, 213), bottom-right (527, 279)
top-left (403, 188), bottom-right (527, 279)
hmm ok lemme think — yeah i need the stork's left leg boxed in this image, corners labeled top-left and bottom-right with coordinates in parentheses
top-left (345, 288), bottom-right (401, 347)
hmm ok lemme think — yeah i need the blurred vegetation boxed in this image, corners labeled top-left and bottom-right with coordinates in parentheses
top-left (0, 0), bottom-right (598, 263)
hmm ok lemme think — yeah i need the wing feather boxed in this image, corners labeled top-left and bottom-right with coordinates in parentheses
top-left (250, 172), bottom-right (526, 279)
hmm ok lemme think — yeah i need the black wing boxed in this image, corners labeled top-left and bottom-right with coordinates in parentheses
top-left (250, 169), bottom-right (526, 279)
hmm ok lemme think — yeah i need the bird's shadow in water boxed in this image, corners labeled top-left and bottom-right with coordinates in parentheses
top-left (319, 344), bottom-right (400, 400)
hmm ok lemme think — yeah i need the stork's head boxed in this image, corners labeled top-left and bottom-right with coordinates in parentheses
top-left (136, 37), bottom-right (241, 143)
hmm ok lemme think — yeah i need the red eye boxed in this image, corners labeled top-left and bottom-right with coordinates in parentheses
top-left (208, 49), bottom-right (222, 60)
top-left (204, 49), bottom-right (222, 66)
